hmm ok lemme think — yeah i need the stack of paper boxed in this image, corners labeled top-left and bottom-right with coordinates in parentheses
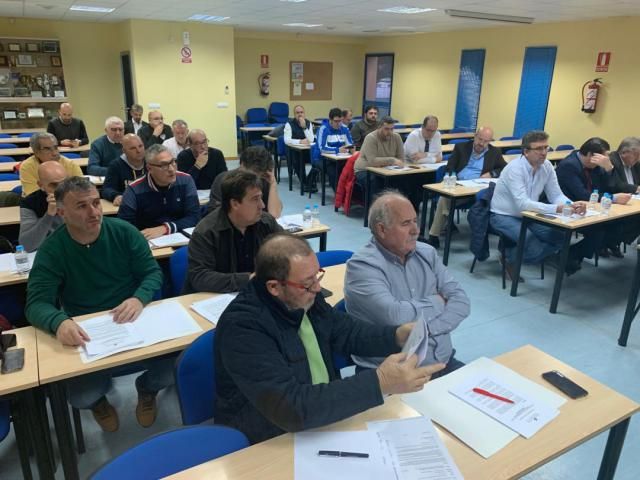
top-left (0, 251), bottom-right (37, 273)
top-left (149, 232), bottom-right (190, 248)
top-left (278, 214), bottom-right (304, 228)
top-left (456, 179), bottom-right (492, 188)
top-left (197, 190), bottom-right (210, 203)
top-left (190, 293), bottom-right (238, 325)
top-left (401, 316), bottom-right (429, 365)
top-left (79, 301), bottom-right (203, 363)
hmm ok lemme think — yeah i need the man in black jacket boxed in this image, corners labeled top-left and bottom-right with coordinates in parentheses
top-left (610, 137), bottom-right (640, 194)
top-left (215, 234), bottom-right (445, 444)
top-left (102, 133), bottom-right (147, 206)
top-left (124, 104), bottom-right (148, 135)
top-left (427, 127), bottom-right (506, 248)
top-left (137, 110), bottom-right (173, 148)
top-left (176, 129), bottom-right (227, 190)
top-left (46, 103), bottom-right (89, 147)
top-left (184, 170), bottom-right (281, 294)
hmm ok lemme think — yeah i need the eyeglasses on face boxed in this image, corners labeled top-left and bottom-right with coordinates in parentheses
top-left (148, 159), bottom-right (177, 170)
top-left (526, 145), bottom-right (550, 152)
top-left (281, 269), bottom-right (325, 292)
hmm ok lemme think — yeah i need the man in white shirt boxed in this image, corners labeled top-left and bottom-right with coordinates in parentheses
top-left (283, 105), bottom-right (314, 146)
top-left (404, 115), bottom-right (442, 164)
top-left (490, 130), bottom-right (587, 277)
top-left (163, 119), bottom-right (189, 158)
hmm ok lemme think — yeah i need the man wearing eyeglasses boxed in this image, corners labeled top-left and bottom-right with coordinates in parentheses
top-left (346, 191), bottom-right (469, 376)
top-left (214, 233), bottom-right (445, 444)
top-left (118, 144), bottom-right (200, 240)
top-left (184, 169), bottom-right (281, 294)
top-left (314, 107), bottom-right (354, 191)
top-left (176, 129), bottom-right (228, 190)
top-left (404, 115), bottom-right (442, 164)
top-left (490, 130), bottom-right (588, 278)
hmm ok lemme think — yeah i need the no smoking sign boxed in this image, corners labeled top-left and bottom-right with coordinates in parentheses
top-left (181, 46), bottom-right (192, 64)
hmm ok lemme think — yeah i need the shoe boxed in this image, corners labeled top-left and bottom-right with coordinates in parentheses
top-left (426, 235), bottom-right (440, 249)
top-left (608, 246), bottom-right (624, 258)
top-left (499, 254), bottom-right (524, 283)
top-left (565, 258), bottom-right (582, 276)
top-left (135, 378), bottom-right (158, 428)
top-left (304, 183), bottom-right (318, 193)
top-left (91, 396), bottom-right (119, 432)
top-left (440, 222), bottom-right (459, 236)
top-left (597, 248), bottom-right (610, 258)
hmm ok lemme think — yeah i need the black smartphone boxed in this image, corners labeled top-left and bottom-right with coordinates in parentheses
top-left (542, 370), bottom-right (588, 399)
top-left (1, 348), bottom-right (25, 374)
top-left (0, 333), bottom-right (17, 351)
top-left (286, 226), bottom-right (304, 233)
top-left (321, 287), bottom-right (333, 298)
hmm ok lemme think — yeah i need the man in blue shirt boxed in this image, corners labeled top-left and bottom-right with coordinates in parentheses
top-left (427, 127), bottom-right (506, 248)
top-left (313, 107), bottom-right (353, 191)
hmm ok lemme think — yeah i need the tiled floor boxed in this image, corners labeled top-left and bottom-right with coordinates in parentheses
top-left (2, 162), bottom-right (639, 479)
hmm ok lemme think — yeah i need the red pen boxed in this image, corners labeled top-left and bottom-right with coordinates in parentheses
top-left (472, 387), bottom-right (515, 404)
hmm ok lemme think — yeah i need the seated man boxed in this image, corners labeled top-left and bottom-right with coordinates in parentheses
top-left (162, 119), bottom-right (189, 158)
top-left (346, 191), bottom-right (469, 374)
top-left (102, 133), bottom-right (147, 206)
top-left (215, 233), bottom-right (445, 444)
top-left (20, 132), bottom-right (83, 197)
top-left (185, 170), bottom-right (282, 294)
top-left (124, 103), bottom-right (148, 135)
top-left (610, 137), bottom-right (640, 194)
top-left (118, 144), bottom-right (200, 240)
top-left (350, 105), bottom-right (379, 150)
top-left (138, 110), bottom-right (173, 148)
top-left (26, 177), bottom-right (166, 432)
top-left (283, 105), bottom-right (314, 146)
top-left (490, 130), bottom-right (588, 277)
top-left (19, 162), bottom-right (67, 252)
top-left (404, 115), bottom-right (442, 164)
top-left (314, 107), bottom-right (353, 189)
top-left (176, 129), bottom-right (227, 190)
top-left (46, 102), bottom-right (89, 147)
top-left (556, 137), bottom-right (632, 258)
top-left (427, 126), bottom-right (506, 248)
top-left (342, 108), bottom-right (353, 130)
top-left (88, 116), bottom-right (124, 176)
top-left (208, 146), bottom-right (282, 218)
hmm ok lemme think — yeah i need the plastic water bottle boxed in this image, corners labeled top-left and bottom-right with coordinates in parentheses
top-left (303, 205), bottom-right (312, 229)
top-left (311, 204), bottom-right (320, 227)
top-left (450, 171), bottom-right (457, 188)
top-left (443, 172), bottom-right (452, 189)
top-left (588, 189), bottom-right (599, 211)
top-left (562, 201), bottom-right (573, 221)
top-left (600, 193), bottom-right (612, 215)
top-left (14, 245), bottom-right (30, 274)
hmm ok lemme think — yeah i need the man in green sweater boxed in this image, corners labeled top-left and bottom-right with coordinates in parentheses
top-left (26, 176), bottom-right (167, 432)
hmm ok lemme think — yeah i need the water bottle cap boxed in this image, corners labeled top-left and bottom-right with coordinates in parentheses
top-left (313, 204), bottom-right (318, 208)
top-left (16, 245), bottom-right (24, 253)
top-left (305, 205), bottom-right (310, 209)
top-left (594, 189), bottom-right (598, 193)
top-left (565, 201), bottom-right (571, 205)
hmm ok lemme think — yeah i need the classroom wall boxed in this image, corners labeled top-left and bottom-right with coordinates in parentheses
top-left (234, 31), bottom-right (366, 123)
top-left (364, 16), bottom-right (640, 149)
top-left (0, 17), bottom-right (126, 141)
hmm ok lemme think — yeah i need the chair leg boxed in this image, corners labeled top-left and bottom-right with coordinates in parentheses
top-left (72, 407), bottom-right (86, 454)
top-left (469, 257), bottom-right (477, 273)
top-left (594, 251), bottom-right (599, 267)
top-left (501, 258), bottom-right (507, 290)
top-left (541, 261), bottom-right (544, 280)
top-left (456, 209), bottom-right (460, 225)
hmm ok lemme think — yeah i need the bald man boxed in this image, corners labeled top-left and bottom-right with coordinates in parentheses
top-left (426, 127), bottom-right (507, 248)
top-left (46, 102), bottom-right (89, 147)
top-left (19, 162), bottom-right (68, 252)
top-left (138, 110), bottom-right (173, 148)
top-left (102, 134), bottom-right (147, 206)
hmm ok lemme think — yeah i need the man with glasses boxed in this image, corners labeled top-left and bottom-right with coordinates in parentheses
top-left (88, 116), bottom-right (125, 176)
top-left (404, 115), bottom-right (442, 164)
top-left (20, 132), bottom-right (83, 196)
top-left (214, 233), bottom-right (445, 444)
top-left (102, 133), bottom-right (147, 206)
top-left (346, 191), bottom-right (469, 376)
top-left (314, 107), bottom-right (354, 190)
top-left (185, 169), bottom-right (281, 294)
top-left (351, 105), bottom-right (380, 149)
top-left (176, 129), bottom-right (227, 190)
top-left (118, 144), bottom-right (200, 240)
top-left (138, 110), bottom-right (173, 148)
top-left (490, 130), bottom-right (588, 278)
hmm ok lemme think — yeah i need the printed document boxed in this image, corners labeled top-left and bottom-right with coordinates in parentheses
top-left (197, 190), bottom-right (210, 202)
top-left (149, 232), bottom-right (190, 248)
top-left (81, 315), bottom-right (144, 356)
top-left (182, 227), bottom-right (195, 236)
top-left (455, 179), bottom-right (492, 188)
top-left (278, 214), bottom-right (304, 228)
top-left (190, 293), bottom-right (238, 325)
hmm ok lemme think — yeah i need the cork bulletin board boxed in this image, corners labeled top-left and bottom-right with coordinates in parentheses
top-left (289, 61), bottom-right (333, 101)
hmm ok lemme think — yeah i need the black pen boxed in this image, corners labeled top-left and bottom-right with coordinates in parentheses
top-left (318, 450), bottom-right (369, 458)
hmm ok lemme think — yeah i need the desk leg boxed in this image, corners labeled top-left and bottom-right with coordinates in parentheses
top-left (11, 396), bottom-right (33, 480)
top-left (419, 189), bottom-right (429, 237)
top-left (364, 171), bottom-right (371, 228)
top-left (319, 233), bottom-right (327, 252)
top-left (287, 147), bottom-right (293, 192)
top-left (442, 197), bottom-right (457, 266)
top-left (272, 142), bottom-right (280, 184)
top-left (49, 382), bottom-right (79, 480)
top-left (321, 156), bottom-right (327, 206)
top-left (242, 131), bottom-right (248, 152)
top-left (510, 217), bottom-right (529, 297)
top-left (299, 150), bottom-right (305, 196)
top-left (25, 388), bottom-right (55, 479)
top-left (549, 230), bottom-right (572, 314)
top-left (597, 418), bottom-right (630, 480)
top-left (619, 249), bottom-right (640, 346)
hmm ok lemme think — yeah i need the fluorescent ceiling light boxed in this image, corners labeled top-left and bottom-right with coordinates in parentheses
top-left (188, 14), bottom-right (230, 22)
top-left (377, 7), bottom-right (436, 14)
top-left (283, 23), bottom-right (322, 27)
top-left (445, 9), bottom-right (534, 24)
top-left (280, 0), bottom-right (307, 2)
top-left (69, 5), bottom-right (115, 13)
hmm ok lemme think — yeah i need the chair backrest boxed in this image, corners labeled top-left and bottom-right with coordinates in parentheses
top-left (0, 174), bottom-right (19, 181)
top-left (63, 152), bottom-right (81, 159)
top-left (449, 127), bottom-right (471, 133)
top-left (246, 108), bottom-right (268, 124)
top-left (448, 138), bottom-right (468, 144)
top-left (0, 134), bottom-right (10, 139)
top-left (435, 164), bottom-right (447, 183)
top-left (0, 156), bottom-right (14, 163)
top-left (505, 149), bottom-right (522, 155)
top-left (90, 425), bottom-right (248, 480)
top-left (18, 133), bottom-right (34, 138)
top-left (169, 246), bottom-right (188, 297)
top-left (175, 330), bottom-right (216, 425)
top-left (11, 185), bottom-right (22, 195)
top-left (268, 102), bottom-right (289, 123)
top-left (316, 250), bottom-right (353, 268)
top-left (0, 144), bottom-right (17, 149)
top-left (555, 144), bottom-right (575, 151)
top-left (499, 136), bottom-right (519, 141)
top-left (393, 123), bottom-right (405, 129)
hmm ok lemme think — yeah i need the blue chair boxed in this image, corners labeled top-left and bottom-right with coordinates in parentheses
top-left (11, 185), bottom-right (21, 195)
top-left (0, 174), bottom-right (19, 181)
top-left (555, 144), bottom-right (575, 151)
top-left (448, 138), bottom-right (468, 145)
top-left (442, 153), bottom-right (452, 161)
top-left (175, 329), bottom-right (216, 425)
top-left (0, 156), bottom-right (14, 163)
top-left (0, 134), bottom-right (10, 139)
top-left (410, 123), bottom-right (422, 128)
top-left (246, 108), bottom-right (268, 124)
top-left (314, 118), bottom-right (329, 126)
top-left (0, 400), bottom-right (9, 442)
top-left (449, 127), bottom-right (471, 133)
top-left (331, 299), bottom-right (355, 373)
top-left (316, 250), bottom-right (353, 268)
top-left (505, 149), bottom-right (522, 155)
top-left (63, 152), bottom-right (81, 159)
top-left (499, 136), bottom-right (519, 141)
top-left (0, 144), bottom-right (17, 149)
top-left (269, 102), bottom-right (289, 123)
top-left (235, 115), bottom-right (244, 140)
top-left (393, 123), bottom-right (405, 129)
top-left (169, 246), bottom-right (188, 297)
top-left (17, 133), bottom-right (34, 138)
top-left (89, 425), bottom-right (249, 480)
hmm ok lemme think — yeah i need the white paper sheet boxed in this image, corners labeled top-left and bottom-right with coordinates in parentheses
top-left (402, 357), bottom-right (566, 458)
top-left (385, 166), bottom-right (412, 171)
top-left (295, 431), bottom-right (395, 480)
top-left (79, 301), bottom-right (203, 363)
top-left (278, 214), bottom-right (304, 228)
top-left (81, 315), bottom-right (144, 356)
top-left (401, 317), bottom-right (429, 366)
top-left (0, 251), bottom-right (37, 273)
top-left (368, 417), bottom-right (463, 480)
top-left (197, 189), bottom-right (210, 202)
top-left (83, 175), bottom-right (104, 184)
top-left (149, 232), bottom-right (190, 248)
top-left (455, 179), bottom-right (492, 188)
top-left (182, 227), bottom-right (195, 237)
top-left (190, 293), bottom-right (238, 325)
top-left (545, 209), bottom-right (601, 220)
top-left (449, 374), bottom-right (559, 439)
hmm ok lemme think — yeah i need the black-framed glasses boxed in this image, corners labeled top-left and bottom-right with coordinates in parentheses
top-left (148, 159), bottom-right (177, 170)
top-left (281, 269), bottom-right (325, 292)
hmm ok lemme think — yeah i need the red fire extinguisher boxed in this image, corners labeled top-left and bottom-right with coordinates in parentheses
top-left (581, 78), bottom-right (603, 113)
